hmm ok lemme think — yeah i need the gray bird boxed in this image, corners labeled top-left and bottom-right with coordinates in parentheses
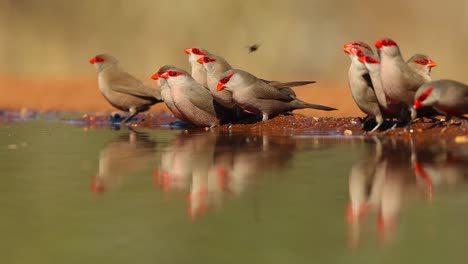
top-left (344, 42), bottom-right (383, 131)
top-left (413, 79), bottom-right (468, 118)
top-left (89, 54), bottom-right (162, 123)
top-left (158, 66), bottom-right (220, 127)
top-left (375, 38), bottom-right (432, 122)
top-left (359, 52), bottom-right (438, 119)
top-left (151, 65), bottom-right (188, 122)
top-left (184, 47), bottom-right (213, 87)
top-left (217, 69), bottom-right (337, 121)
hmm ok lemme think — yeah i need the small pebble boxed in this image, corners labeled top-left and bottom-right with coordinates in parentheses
top-left (454, 136), bottom-right (468, 144)
top-left (344, 129), bottom-right (353, 136)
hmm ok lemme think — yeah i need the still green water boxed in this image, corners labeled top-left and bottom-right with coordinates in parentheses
top-left (0, 121), bottom-right (467, 264)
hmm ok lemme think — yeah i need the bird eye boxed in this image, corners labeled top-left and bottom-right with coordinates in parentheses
top-left (221, 77), bottom-right (229, 84)
top-left (193, 48), bottom-right (200, 54)
top-left (416, 59), bottom-right (427, 65)
top-left (169, 71), bottom-right (177, 77)
top-left (204, 57), bottom-right (210, 63)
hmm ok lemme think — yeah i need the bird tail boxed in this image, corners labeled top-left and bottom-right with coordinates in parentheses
top-left (272, 81), bottom-right (316, 89)
top-left (296, 100), bottom-right (337, 111)
top-left (260, 79), bottom-right (316, 88)
top-left (276, 81), bottom-right (316, 88)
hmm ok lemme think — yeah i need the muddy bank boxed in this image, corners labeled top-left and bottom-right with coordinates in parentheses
top-left (92, 112), bottom-right (468, 142)
top-left (1, 109), bottom-right (466, 143)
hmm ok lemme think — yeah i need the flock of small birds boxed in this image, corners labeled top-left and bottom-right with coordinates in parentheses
top-left (344, 39), bottom-right (467, 132)
top-left (88, 38), bottom-right (467, 130)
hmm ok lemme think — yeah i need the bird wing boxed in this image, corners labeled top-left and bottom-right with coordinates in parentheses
top-left (186, 84), bottom-right (217, 115)
top-left (109, 72), bottom-right (162, 100)
top-left (250, 81), bottom-right (295, 102)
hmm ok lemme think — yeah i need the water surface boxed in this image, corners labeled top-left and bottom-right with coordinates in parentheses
top-left (0, 121), bottom-right (467, 264)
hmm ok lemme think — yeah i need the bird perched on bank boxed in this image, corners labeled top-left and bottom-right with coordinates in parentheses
top-left (217, 69), bottom-right (337, 121)
top-left (196, 56), bottom-right (235, 109)
top-left (151, 65), bottom-right (188, 122)
top-left (89, 54), bottom-right (163, 124)
top-left (154, 66), bottom-right (221, 127)
top-left (375, 38), bottom-right (432, 122)
top-left (413, 80), bottom-right (468, 118)
top-left (197, 54), bottom-right (318, 122)
top-left (343, 42), bottom-right (383, 132)
top-left (184, 47), bottom-right (213, 87)
top-left (358, 51), bottom-right (438, 118)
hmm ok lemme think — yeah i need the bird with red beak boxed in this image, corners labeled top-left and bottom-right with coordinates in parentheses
top-left (89, 54), bottom-right (162, 124)
top-left (413, 80), bottom-right (468, 119)
top-left (152, 65), bottom-right (221, 127)
top-left (217, 69), bottom-right (337, 121)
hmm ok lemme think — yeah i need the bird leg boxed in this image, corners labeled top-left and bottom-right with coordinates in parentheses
top-left (262, 113), bottom-right (269, 122)
top-left (121, 107), bottom-right (139, 124)
top-left (369, 115), bottom-right (384, 132)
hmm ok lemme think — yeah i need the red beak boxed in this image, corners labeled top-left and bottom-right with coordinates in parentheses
top-left (427, 60), bottom-right (437, 68)
top-left (160, 72), bottom-right (169, 79)
top-left (413, 100), bottom-right (422, 110)
top-left (343, 45), bottom-right (353, 54)
top-left (197, 58), bottom-right (204, 64)
top-left (358, 56), bottom-right (366, 63)
top-left (89, 56), bottom-right (104, 64)
top-left (217, 83), bottom-right (225, 91)
top-left (151, 73), bottom-right (159, 80)
top-left (374, 40), bottom-right (383, 49)
top-left (184, 48), bottom-right (191, 55)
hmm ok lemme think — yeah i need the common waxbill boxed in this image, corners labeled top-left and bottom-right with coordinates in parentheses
top-left (375, 38), bottom-right (431, 121)
top-left (413, 79), bottom-right (468, 117)
top-left (156, 66), bottom-right (221, 127)
top-left (89, 54), bottom-right (163, 123)
top-left (359, 52), bottom-right (438, 117)
top-left (344, 44), bottom-right (384, 131)
top-left (151, 65), bottom-right (188, 122)
top-left (217, 69), bottom-right (337, 121)
top-left (184, 47), bottom-right (212, 87)
top-left (196, 56), bottom-right (235, 108)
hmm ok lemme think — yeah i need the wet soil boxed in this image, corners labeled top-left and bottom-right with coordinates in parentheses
top-left (78, 112), bottom-right (468, 143)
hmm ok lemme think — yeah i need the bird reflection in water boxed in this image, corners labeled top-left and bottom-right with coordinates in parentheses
top-left (153, 131), bottom-right (296, 219)
top-left (346, 137), bottom-right (468, 248)
top-left (92, 130), bottom-right (157, 193)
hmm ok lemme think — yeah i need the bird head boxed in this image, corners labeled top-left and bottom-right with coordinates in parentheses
top-left (151, 72), bottom-right (160, 80)
top-left (159, 70), bottom-right (185, 80)
top-left (89, 54), bottom-right (118, 71)
top-left (414, 57), bottom-right (437, 69)
top-left (89, 56), bottom-right (105, 64)
top-left (217, 72), bottom-right (236, 91)
top-left (196, 56), bottom-right (216, 64)
top-left (184, 47), bottom-right (206, 55)
top-left (343, 41), bottom-right (372, 54)
top-left (374, 38), bottom-right (397, 49)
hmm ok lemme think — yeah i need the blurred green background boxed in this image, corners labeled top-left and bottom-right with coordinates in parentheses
top-left (0, 0), bottom-right (467, 82)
